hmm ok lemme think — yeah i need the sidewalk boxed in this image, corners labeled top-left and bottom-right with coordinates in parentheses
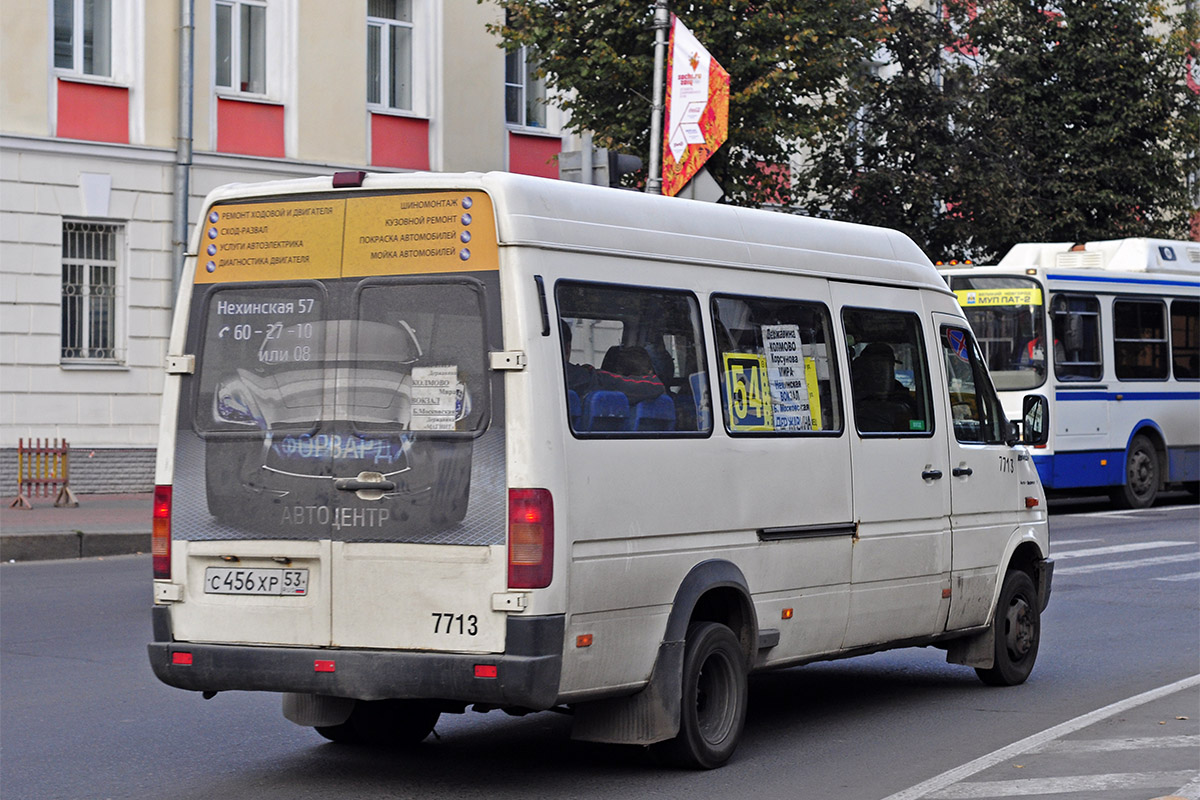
top-left (0, 492), bottom-right (152, 562)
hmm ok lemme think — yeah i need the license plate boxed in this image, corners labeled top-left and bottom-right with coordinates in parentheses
top-left (204, 567), bottom-right (308, 596)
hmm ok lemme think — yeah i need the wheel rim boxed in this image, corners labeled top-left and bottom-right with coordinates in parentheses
top-left (1127, 447), bottom-right (1155, 499)
top-left (1004, 595), bottom-right (1034, 662)
top-left (695, 650), bottom-right (738, 745)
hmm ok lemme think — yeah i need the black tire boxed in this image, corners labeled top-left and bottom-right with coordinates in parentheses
top-left (976, 570), bottom-right (1040, 687)
top-left (1110, 434), bottom-right (1160, 509)
top-left (315, 699), bottom-right (440, 746)
top-left (653, 622), bottom-right (748, 769)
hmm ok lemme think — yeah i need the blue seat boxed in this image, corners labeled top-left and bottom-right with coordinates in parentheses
top-left (628, 394), bottom-right (675, 431)
top-left (567, 390), bottom-right (581, 429)
top-left (580, 391), bottom-right (629, 432)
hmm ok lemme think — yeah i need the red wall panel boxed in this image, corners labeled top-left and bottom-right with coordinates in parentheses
top-left (57, 80), bottom-right (128, 144)
top-left (508, 132), bottom-right (560, 179)
top-left (371, 114), bottom-right (430, 170)
top-left (217, 98), bottom-right (285, 158)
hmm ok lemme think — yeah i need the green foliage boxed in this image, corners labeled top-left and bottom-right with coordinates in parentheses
top-left (486, 0), bottom-right (880, 205)
top-left (799, 0), bottom-right (1197, 261)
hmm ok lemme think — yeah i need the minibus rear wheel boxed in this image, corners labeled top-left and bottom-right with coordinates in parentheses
top-left (653, 621), bottom-right (748, 769)
top-left (976, 570), bottom-right (1040, 687)
top-left (315, 699), bottom-right (440, 746)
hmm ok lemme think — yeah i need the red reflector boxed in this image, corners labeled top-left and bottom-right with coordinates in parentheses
top-left (314, 660), bottom-right (336, 673)
top-left (474, 664), bottom-right (498, 679)
top-left (508, 488), bottom-right (553, 589)
top-left (152, 485), bottom-right (172, 579)
top-left (171, 652), bottom-right (193, 666)
top-left (1025, 496), bottom-right (1040, 508)
top-left (576, 634), bottom-right (593, 648)
top-left (332, 170), bottom-right (366, 188)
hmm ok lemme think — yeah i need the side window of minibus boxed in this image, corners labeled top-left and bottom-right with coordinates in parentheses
top-left (842, 308), bottom-right (933, 435)
top-left (556, 281), bottom-right (712, 436)
top-left (711, 294), bottom-right (843, 434)
top-left (939, 325), bottom-right (1006, 444)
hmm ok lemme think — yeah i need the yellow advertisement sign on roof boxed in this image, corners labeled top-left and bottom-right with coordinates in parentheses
top-left (196, 191), bottom-right (496, 283)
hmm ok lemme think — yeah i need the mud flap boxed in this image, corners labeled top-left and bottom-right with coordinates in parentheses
top-left (945, 629), bottom-right (995, 669)
top-left (570, 640), bottom-right (684, 745)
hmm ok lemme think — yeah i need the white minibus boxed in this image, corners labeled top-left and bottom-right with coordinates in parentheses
top-left (943, 239), bottom-right (1199, 508)
top-left (149, 171), bottom-right (1052, 768)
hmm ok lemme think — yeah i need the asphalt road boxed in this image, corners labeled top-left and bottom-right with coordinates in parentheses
top-left (1, 497), bottom-right (1196, 800)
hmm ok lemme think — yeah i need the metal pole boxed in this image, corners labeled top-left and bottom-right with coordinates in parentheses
top-left (645, 0), bottom-right (669, 194)
top-left (172, 0), bottom-right (195, 292)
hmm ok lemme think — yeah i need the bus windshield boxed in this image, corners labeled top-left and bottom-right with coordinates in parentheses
top-left (950, 276), bottom-right (1046, 391)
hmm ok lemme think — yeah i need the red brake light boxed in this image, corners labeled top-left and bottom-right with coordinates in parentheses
top-left (508, 488), bottom-right (553, 589)
top-left (153, 485), bottom-right (172, 579)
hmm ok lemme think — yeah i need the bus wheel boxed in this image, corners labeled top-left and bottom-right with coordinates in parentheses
top-left (315, 699), bottom-right (440, 746)
top-left (653, 622), bottom-right (747, 769)
top-left (975, 570), bottom-right (1040, 687)
top-left (1111, 435), bottom-right (1160, 509)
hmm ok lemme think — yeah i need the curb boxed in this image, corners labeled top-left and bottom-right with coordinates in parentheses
top-left (1, 533), bottom-right (150, 562)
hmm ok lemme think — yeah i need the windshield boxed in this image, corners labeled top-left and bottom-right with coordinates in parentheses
top-left (950, 276), bottom-right (1046, 391)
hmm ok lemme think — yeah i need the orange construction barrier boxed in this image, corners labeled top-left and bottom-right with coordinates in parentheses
top-left (9, 438), bottom-right (78, 509)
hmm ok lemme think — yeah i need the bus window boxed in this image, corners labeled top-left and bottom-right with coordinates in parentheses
top-left (1050, 294), bottom-right (1103, 381)
top-left (948, 276), bottom-right (1046, 390)
top-left (556, 282), bottom-right (711, 435)
top-left (711, 294), bottom-right (842, 434)
top-left (1114, 299), bottom-right (1168, 381)
top-left (1170, 298), bottom-right (1199, 380)
top-left (842, 308), bottom-right (933, 435)
top-left (940, 325), bottom-right (1007, 444)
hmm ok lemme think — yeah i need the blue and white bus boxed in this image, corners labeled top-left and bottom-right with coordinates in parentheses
top-left (944, 239), bottom-right (1199, 507)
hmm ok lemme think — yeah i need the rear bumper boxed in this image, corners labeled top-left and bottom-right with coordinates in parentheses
top-left (148, 608), bottom-right (564, 710)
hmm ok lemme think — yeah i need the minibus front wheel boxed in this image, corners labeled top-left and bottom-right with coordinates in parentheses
top-left (976, 570), bottom-right (1040, 687)
top-left (653, 621), bottom-right (748, 769)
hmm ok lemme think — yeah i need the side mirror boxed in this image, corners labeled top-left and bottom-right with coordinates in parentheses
top-left (1021, 395), bottom-right (1049, 447)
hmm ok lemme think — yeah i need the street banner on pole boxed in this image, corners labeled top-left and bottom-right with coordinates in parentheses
top-left (662, 15), bottom-right (729, 198)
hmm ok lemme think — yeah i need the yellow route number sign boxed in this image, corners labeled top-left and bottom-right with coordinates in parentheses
top-left (723, 353), bottom-right (773, 432)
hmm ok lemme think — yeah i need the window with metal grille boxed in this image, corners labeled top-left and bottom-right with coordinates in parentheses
top-left (61, 221), bottom-right (122, 363)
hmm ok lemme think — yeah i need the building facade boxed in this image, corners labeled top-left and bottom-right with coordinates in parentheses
top-left (0, 0), bottom-right (571, 493)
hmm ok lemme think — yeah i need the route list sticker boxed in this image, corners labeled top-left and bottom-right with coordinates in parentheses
top-left (762, 324), bottom-right (814, 432)
top-left (410, 366), bottom-right (458, 431)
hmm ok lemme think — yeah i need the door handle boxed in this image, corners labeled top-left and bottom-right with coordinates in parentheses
top-left (922, 469), bottom-right (944, 480)
top-left (335, 478), bottom-right (397, 492)
top-left (952, 466), bottom-right (974, 477)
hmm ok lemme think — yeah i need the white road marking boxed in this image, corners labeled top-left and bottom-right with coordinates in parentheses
top-left (1156, 571), bottom-right (1200, 582)
top-left (1052, 541), bottom-right (1192, 559)
top-left (925, 770), bottom-right (1197, 798)
top-left (877, 675), bottom-right (1200, 800)
top-left (1067, 505), bottom-right (1199, 520)
top-left (1056, 552), bottom-right (1199, 576)
top-left (1028, 734), bottom-right (1200, 754)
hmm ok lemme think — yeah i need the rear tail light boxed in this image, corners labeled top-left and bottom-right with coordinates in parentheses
top-left (153, 485), bottom-right (172, 579)
top-left (508, 488), bottom-right (553, 589)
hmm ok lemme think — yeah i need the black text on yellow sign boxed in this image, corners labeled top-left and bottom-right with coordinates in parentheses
top-left (723, 353), bottom-right (774, 431)
top-left (195, 191), bottom-right (498, 284)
